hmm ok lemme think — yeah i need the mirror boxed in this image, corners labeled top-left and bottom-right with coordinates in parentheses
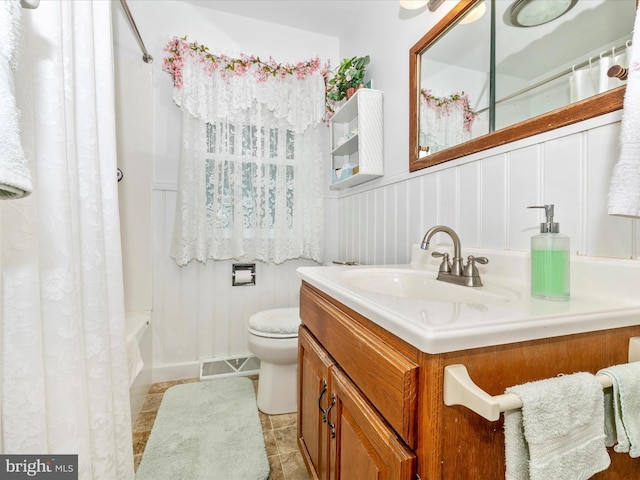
top-left (410, 0), bottom-right (636, 172)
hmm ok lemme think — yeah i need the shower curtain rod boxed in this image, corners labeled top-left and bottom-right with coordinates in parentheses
top-left (475, 40), bottom-right (632, 115)
top-left (119, 0), bottom-right (153, 64)
top-left (20, 0), bottom-right (152, 64)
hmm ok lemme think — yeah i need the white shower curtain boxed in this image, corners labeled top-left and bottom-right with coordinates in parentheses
top-left (570, 47), bottom-right (628, 103)
top-left (0, 1), bottom-right (134, 479)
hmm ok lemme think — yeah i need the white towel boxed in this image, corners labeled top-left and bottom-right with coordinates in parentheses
top-left (504, 372), bottom-right (610, 480)
top-left (608, 8), bottom-right (640, 217)
top-left (0, 0), bottom-right (32, 200)
top-left (598, 362), bottom-right (640, 458)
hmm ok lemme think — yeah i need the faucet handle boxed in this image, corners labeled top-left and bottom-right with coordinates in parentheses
top-left (464, 255), bottom-right (489, 277)
top-left (431, 251), bottom-right (452, 273)
top-left (468, 255), bottom-right (488, 265)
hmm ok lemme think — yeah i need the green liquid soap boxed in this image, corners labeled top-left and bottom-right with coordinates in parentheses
top-left (531, 249), bottom-right (570, 301)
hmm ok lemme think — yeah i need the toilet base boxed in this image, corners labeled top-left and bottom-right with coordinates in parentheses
top-left (256, 362), bottom-right (298, 415)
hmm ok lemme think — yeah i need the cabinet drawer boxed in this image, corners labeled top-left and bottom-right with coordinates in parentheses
top-left (300, 283), bottom-right (419, 447)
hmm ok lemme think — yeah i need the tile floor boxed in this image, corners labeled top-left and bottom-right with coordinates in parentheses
top-left (131, 375), bottom-right (311, 480)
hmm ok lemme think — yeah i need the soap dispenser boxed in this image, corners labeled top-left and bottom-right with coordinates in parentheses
top-left (527, 204), bottom-right (570, 301)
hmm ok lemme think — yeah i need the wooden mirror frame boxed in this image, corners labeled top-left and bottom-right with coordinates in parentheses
top-left (409, 0), bottom-right (629, 172)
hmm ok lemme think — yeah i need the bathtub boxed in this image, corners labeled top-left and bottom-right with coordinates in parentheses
top-left (126, 311), bottom-right (152, 426)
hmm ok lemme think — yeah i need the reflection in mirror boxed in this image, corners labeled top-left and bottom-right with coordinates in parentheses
top-left (418, 1), bottom-right (490, 156)
top-left (410, 0), bottom-right (636, 172)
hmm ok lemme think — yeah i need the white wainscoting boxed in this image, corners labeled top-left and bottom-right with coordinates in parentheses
top-left (336, 117), bottom-right (639, 267)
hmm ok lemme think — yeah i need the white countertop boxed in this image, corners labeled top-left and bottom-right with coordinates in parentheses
top-left (297, 247), bottom-right (640, 354)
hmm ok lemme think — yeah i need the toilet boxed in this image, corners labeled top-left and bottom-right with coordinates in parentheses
top-left (247, 307), bottom-right (301, 415)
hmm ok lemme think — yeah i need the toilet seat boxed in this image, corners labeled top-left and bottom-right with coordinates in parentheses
top-left (248, 307), bottom-right (300, 339)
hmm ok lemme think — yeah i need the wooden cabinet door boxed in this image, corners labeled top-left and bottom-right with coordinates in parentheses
top-left (329, 366), bottom-right (416, 480)
top-left (298, 327), bottom-right (335, 480)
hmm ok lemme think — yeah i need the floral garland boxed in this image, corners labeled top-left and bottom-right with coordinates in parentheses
top-left (163, 36), bottom-right (334, 120)
top-left (420, 89), bottom-right (478, 132)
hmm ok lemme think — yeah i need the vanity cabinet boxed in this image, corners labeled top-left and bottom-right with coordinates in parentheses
top-left (298, 292), bottom-right (417, 480)
top-left (298, 281), bottom-right (640, 479)
top-left (329, 88), bottom-right (383, 190)
top-left (298, 327), bottom-right (334, 480)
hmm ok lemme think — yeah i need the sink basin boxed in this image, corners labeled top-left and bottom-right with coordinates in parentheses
top-left (337, 268), bottom-right (519, 305)
top-left (298, 249), bottom-right (640, 353)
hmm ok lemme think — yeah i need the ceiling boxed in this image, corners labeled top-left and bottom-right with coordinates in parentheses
top-left (179, 0), bottom-right (369, 37)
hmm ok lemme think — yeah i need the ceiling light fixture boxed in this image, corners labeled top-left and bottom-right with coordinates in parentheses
top-left (399, 0), bottom-right (443, 11)
top-left (399, 0), bottom-right (428, 9)
top-left (509, 0), bottom-right (577, 28)
top-left (459, 1), bottom-right (486, 25)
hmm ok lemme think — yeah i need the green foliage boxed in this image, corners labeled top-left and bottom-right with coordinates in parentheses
top-left (327, 55), bottom-right (370, 102)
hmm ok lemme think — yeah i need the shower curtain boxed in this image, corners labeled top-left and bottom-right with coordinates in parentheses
top-left (570, 47), bottom-right (629, 102)
top-left (0, 1), bottom-right (134, 479)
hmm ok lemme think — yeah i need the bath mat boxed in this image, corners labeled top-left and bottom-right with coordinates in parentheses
top-left (135, 377), bottom-right (269, 480)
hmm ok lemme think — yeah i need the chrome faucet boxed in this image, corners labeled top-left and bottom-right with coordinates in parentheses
top-left (420, 225), bottom-right (488, 287)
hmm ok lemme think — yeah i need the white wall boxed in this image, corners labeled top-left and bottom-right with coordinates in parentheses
top-left (114, 57), bottom-right (154, 315)
top-left (113, 0), bottom-right (639, 382)
top-left (113, 0), bottom-right (340, 381)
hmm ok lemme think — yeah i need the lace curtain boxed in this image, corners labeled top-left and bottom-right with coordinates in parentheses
top-left (419, 90), bottom-right (476, 155)
top-left (168, 43), bottom-right (325, 265)
top-left (0, 1), bottom-right (134, 478)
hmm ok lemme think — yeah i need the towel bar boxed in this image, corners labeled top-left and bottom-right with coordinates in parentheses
top-left (443, 336), bottom-right (640, 421)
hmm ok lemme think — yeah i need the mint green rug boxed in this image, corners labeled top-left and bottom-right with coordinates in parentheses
top-left (135, 377), bottom-right (269, 480)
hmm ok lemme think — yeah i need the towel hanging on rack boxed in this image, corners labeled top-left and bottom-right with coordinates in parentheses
top-left (598, 362), bottom-right (640, 458)
top-left (443, 338), bottom-right (640, 422)
top-left (0, 0), bottom-right (32, 199)
top-left (504, 372), bottom-right (610, 480)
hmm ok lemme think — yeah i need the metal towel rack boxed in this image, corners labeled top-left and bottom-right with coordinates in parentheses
top-left (443, 337), bottom-right (640, 421)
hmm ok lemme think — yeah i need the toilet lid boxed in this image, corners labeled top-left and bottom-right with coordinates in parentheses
top-left (248, 307), bottom-right (300, 337)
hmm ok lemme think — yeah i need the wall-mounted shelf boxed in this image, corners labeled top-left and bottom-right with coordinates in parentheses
top-left (332, 134), bottom-right (358, 157)
top-left (329, 89), bottom-right (383, 190)
top-left (443, 337), bottom-right (640, 421)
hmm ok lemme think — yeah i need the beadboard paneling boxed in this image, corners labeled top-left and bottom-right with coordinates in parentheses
top-left (508, 145), bottom-right (540, 251)
top-left (585, 121), bottom-right (632, 258)
top-left (152, 189), bottom-right (315, 380)
top-left (480, 154), bottom-right (507, 249)
top-left (335, 118), bottom-right (638, 267)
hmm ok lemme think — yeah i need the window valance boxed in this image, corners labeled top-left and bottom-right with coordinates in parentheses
top-left (164, 37), bottom-right (329, 132)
